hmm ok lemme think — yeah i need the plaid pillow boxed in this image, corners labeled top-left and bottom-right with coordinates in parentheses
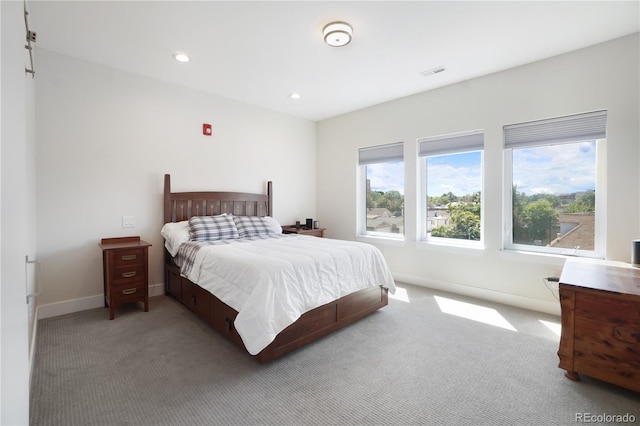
top-left (233, 216), bottom-right (276, 238)
top-left (188, 215), bottom-right (239, 241)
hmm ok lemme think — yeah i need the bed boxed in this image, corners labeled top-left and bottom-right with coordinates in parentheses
top-left (162, 174), bottom-right (395, 363)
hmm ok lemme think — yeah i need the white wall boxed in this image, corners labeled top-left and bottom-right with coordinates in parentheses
top-left (35, 49), bottom-right (316, 312)
top-left (317, 34), bottom-right (640, 315)
top-left (1, 0), bottom-right (37, 423)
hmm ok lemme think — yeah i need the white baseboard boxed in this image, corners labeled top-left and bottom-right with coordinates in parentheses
top-left (37, 283), bottom-right (165, 320)
top-left (392, 272), bottom-right (561, 316)
top-left (36, 278), bottom-right (560, 319)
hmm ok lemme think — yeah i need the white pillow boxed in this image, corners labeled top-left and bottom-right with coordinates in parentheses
top-left (160, 221), bottom-right (190, 257)
top-left (263, 216), bottom-right (283, 234)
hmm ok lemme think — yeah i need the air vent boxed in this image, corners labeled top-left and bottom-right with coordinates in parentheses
top-left (419, 66), bottom-right (446, 77)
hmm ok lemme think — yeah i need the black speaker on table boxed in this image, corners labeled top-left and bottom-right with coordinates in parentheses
top-left (632, 239), bottom-right (640, 267)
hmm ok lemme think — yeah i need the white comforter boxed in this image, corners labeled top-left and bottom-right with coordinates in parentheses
top-left (184, 235), bottom-right (396, 355)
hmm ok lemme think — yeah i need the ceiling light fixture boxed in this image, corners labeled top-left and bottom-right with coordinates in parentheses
top-left (323, 21), bottom-right (352, 47)
top-left (289, 93), bottom-right (301, 100)
top-left (173, 52), bottom-right (190, 63)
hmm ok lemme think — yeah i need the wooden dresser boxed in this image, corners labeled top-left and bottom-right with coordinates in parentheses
top-left (558, 258), bottom-right (640, 392)
top-left (99, 236), bottom-right (152, 320)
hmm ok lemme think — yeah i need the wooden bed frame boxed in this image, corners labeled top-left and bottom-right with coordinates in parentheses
top-left (163, 174), bottom-right (389, 363)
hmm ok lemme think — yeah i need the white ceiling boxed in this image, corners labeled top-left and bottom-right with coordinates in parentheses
top-left (28, 1), bottom-right (639, 121)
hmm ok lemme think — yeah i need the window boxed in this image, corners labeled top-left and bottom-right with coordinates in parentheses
top-left (358, 142), bottom-right (404, 237)
top-left (503, 110), bottom-right (606, 257)
top-left (418, 130), bottom-right (484, 244)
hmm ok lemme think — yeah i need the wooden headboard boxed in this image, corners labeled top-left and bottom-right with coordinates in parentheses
top-left (163, 174), bottom-right (273, 224)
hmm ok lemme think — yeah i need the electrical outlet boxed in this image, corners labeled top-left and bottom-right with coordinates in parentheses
top-left (122, 216), bottom-right (136, 228)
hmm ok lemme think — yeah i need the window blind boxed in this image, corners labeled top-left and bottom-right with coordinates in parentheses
top-left (358, 142), bottom-right (404, 165)
top-left (418, 130), bottom-right (484, 157)
top-left (504, 110), bottom-right (607, 149)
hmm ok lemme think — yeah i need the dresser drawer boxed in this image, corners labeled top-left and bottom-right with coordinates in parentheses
top-left (110, 281), bottom-right (146, 304)
top-left (111, 248), bottom-right (144, 267)
top-left (112, 264), bottom-right (146, 286)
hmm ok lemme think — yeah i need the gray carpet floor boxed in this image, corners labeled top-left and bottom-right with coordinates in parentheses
top-left (30, 283), bottom-right (639, 425)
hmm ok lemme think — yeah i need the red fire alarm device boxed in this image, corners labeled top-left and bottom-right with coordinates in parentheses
top-left (203, 123), bottom-right (212, 136)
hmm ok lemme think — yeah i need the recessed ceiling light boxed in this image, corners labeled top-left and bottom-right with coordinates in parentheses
top-left (290, 93), bottom-right (301, 100)
top-left (173, 52), bottom-right (190, 63)
top-left (323, 21), bottom-right (352, 47)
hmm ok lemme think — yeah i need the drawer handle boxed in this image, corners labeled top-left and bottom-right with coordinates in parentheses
top-left (121, 254), bottom-right (137, 261)
top-left (121, 271), bottom-right (137, 278)
top-left (122, 288), bottom-right (137, 295)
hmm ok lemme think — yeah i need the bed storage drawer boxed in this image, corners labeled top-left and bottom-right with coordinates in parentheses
top-left (275, 303), bottom-right (337, 344)
top-left (339, 286), bottom-right (385, 321)
top-left (209, 298), bottom-right (244, 347)
top-left (181, 279), bottom-right (210, 321)
top-left (165, 264), bottom-right (182, 299)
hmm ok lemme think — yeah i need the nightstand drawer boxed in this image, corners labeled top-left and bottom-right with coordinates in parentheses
top-left (111, 282), bottom-right (146, 304)
top-left (112, 264), bottom-right (146, 286)
top-left (112, 248), bottom-right (144, 267)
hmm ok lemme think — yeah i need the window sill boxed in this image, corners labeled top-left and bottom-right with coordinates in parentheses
top-left (355, 234), bottom-right (406, 247)
top-left (500, 249), bottom-right (570, 266)
top-left (416, 240), bottom-right (485, 256)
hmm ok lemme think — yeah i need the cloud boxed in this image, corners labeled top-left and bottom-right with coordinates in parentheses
top-left (367, 161), bottom-right (404, 194)
top-left (427, 152), bottom-right (482, 196)
top-left (513, 142), bottom-right (596, 195)
top-left (366, 141), bottom-right (597, 198)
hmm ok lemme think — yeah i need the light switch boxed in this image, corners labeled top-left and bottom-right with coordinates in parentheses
top-left (122, 216), bottom-right (136, 228)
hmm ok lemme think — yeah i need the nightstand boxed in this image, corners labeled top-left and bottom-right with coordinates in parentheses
top-left (99, 236), bottom-right (152, 320)
top-left (282, 226), bottom-right (326, 238)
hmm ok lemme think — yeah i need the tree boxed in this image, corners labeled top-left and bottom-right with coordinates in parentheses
top-left (529, 193), bottom-right (561, 208)
top-left (367, 190), bottom-right (404, 217)
top-left (431, 192), bottom-right (481, 240)
top-left (522, 199), bottom-right (559, 244)
top-left (512, 185), bottom-right (529, 243)
top-left (378, 190), bottom-right (404, 216)
top-left (367, 191), bottom-right (384, 209)
top-left (565, 192), bottom-right (595, 213)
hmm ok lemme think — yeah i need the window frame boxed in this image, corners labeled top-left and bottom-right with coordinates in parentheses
top-left (502, 111), bottom-right (607, 258)
top-left (417, 130), bottom-right (485, 248)
top-left (357, 142), bottom-right (405, 241)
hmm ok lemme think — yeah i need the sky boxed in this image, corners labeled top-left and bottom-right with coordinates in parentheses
top-left (367, 161), bottom-right (405, 194)
top-left (427, 151), bottom-right (482, 196)
top-left (512, 141), bottom-right (596, 195)
top-left (367, 141), bottom-right (597, 197)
